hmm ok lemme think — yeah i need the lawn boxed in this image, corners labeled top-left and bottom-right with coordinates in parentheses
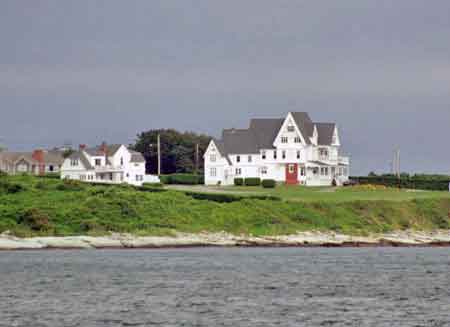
top-left (168, 184), bottom-right (450, 203)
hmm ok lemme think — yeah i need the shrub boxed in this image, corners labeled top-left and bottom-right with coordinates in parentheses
top-left (37, 173), bottom-right (60, 179)
top-left (17, 208), bottom-right (52, 231)
top-left (244, 177), bottom-right (261, 186)
top-left (0, 180), bottom-right (24, 194)
top-left (185, 191), bottom-right (281, 203)
top-left (139, 183), bottom-right (167, 193)
top-left (142, 182), bottom-right (164, 188)
top-left (159, 174), bottom-right (203, 185)
top-left (159, 175), bottom-right (172, 184)
top-left (234, 178), bottom-right (244, 186)
top-left (56, 179), bottom-right (84, 191)
top-left (262, 179), bottom-right (276, 188)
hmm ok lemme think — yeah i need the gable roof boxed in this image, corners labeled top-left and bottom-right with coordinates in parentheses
top-left (213, 112), bottom-right (339, 162)
top-left (68, 151), bottom-right (93, 169)
top-left (84, 144), bottom-right (122, 157)
top-left (0, 151), bottom-right (64, 165)
top-left (315, 123), bottom-right (336, 146)
top-left (130, 151), bottom-right (145, 163)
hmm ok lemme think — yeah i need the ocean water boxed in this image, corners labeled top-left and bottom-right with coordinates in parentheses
top-left (1, 247), bottom-right (450, 327)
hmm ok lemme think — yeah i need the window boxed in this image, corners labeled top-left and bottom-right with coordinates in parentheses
top-left (49, 165), bottom-right (54, 172)
top-left (235, 168), bottom-right (242, 176)
top-left (331, 167), bottom-right (336, 176)
top-left (248, 155), bottom-right (252, 163)
top-left (210, 168), bottom-right (217, 177)
top-left (282, 150), bottom-right (286, 159)
top-left (273, 151), bottom-right (277, 159)
top-left (343, 168), bottom-right (348, 176)
top-left (281, 137), bottom-right (288, 143)
top-left (294, 137), bottom-right (301, 143)
top-left (320, 167), bottom-right (329, 176)
top-left (287, 125), bottom-right (295, 132)
top-left (236, 155), bottom-right (241, 163)
top-left (262, 151), bottom-right (266, 160)
top-left (210, 154), bottom-right (216, 162)
top-left (313, 168), bottom-right (319, 175)
top-left (70, 159), bottom-right (78, 166)
top-left (120, 157), bottom-right (124, 166)
top-left (135, 175), bottom-right (143, 182)
top-left (296, 151), bottom-right (301, 159)
top-left (261, 167), bottom-right (268, 175)
top-left (300, 168), bottom-right (305, 176)
top-left (80, 175), bottom-right (86, 181)
top-left (95, 159), bottom-right (101, 166)
top-left (288, 164), bottom-right (295, 173)
top-left (319, 148), bottom-right (329, 159)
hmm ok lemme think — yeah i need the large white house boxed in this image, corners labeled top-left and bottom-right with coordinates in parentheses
top-left (60, 143), bottom-right (157, 186)
top-left (204, 112), bottom-right (350, 186)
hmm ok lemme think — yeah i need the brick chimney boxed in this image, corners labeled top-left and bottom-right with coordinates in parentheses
top-left (32, 149), bottom-right (45, 175)
top-left (79, 144), bottom-right (86, 151)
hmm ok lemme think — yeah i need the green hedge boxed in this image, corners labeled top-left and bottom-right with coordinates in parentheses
top-left (159, 174), bottom-right (204, 185)
top-left (185, 191), bottom-right (281, 203)
top-left (350, 176), bottom-right (450, 191)
top-left (234, 178), bottom-right (244, 186)
top-left (245, 177), bottom-right (261, 186)
top-left (262, 179), bottom-right (276, 188)
top-left (37, 173), bottom-right (61, 179)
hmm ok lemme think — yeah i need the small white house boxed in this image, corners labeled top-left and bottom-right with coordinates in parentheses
top-left (61, 143), bottom-right (157, 186)
top-left (204, 112), bottom-right (350, 186)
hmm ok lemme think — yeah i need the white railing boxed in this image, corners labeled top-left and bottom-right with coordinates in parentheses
top-left (338, 156), bottom-right (350, 165)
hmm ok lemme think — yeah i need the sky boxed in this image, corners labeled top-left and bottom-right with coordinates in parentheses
top-left (0, 1), bottom-right (449, 175)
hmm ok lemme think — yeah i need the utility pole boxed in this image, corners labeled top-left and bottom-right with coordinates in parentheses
top-left (195, 143), bottom-right (199, 174)
top-left (396, 149), bottom-right (401, 179)
top-left (157, 134), bottom-right (161, 176)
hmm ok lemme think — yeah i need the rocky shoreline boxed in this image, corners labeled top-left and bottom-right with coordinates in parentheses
top-left (1, 230), bottom-right (450, 250)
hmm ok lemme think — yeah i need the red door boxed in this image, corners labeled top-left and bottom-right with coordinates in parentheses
top-left (285, 164), bottom-right (298, 185)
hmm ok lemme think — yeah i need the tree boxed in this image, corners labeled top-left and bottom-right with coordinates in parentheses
top-left (132, 129), bottom-right (211, 175)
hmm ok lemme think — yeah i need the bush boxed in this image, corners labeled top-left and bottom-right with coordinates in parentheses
top-left (185, 191), bottom-right (281, 203)
top-left (234, 178), bottom-right (244, 186)
top-left (0, 180), bottom-right (24, 194)
top-left (244, 177), bottom-right (261, 186)
top-left (56, 179), bottom-right (84, 191)
top-left (159, 174), bottom-right (203, 185)
top-left (139, 183), bottom-right (168, 193)
top-left (159, 175), bottom-right (172, 184)
top-left (37, 173), bottom-right (60, 179)
top-left (17, 208), bottom-right (52, 231)
top-left (262, 179), bottom-right (276, 188)
top-left (142, 182), bottom-right (164, 188)
top-left (350, 176), bottom-right (450, 191)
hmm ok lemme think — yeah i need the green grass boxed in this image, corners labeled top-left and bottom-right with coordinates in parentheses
top-left (193, 184), bottom-right (450, 202)
top-left (1, 175), bottom-right (450, 237)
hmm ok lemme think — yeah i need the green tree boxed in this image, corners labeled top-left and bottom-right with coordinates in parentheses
top-left (132, 129), bottom-right (211, 175)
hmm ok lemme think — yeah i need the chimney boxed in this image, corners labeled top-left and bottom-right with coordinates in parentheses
top-left (32, 149), bottom-right (45, 175)
top-left (79, 144), bottom-right (86, 151)
top-left (100, 142), bottom-right (108, 155)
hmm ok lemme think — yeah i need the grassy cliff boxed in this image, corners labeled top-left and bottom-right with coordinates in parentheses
top-left (1, 175), bottom-right (450, 237)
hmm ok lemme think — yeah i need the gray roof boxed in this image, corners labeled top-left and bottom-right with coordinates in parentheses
top-left (213, 112), bottom-right (338, 161)
top-left (84, 144), bottom-right (122, 157)
top-left (130, 151), bottom-right (145, 163)
top-left (0, 151), bottom-right (64, 165)
top-left (316, 123), bottom-right (336, 146)
top-left (69, 151), bottom-right (93, 169)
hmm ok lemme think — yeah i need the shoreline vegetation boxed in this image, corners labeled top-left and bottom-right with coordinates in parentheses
top-left (1, 174), bottom-right (450, 250)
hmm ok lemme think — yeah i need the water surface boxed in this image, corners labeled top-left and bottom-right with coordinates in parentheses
top-left (1, 248), bottom-right (449, 326)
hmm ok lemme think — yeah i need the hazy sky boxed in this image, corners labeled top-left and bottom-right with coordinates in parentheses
top-left (1, 1), bottom-right (449, 175)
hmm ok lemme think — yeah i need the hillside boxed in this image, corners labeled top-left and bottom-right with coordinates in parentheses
top-left (1, 175), bottom-right (450, 237)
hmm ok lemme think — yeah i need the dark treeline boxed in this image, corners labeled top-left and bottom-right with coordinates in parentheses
top-left (132, 129), bottom-right (211, 175)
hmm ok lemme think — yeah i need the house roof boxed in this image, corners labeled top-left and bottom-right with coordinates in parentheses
top-left (213, 112), bottom-right (338, 161)
top-left (0, 151), bottom-right (64, 165)
top-left (315, 123), bottom-right (336, 146)
top-left (84, 144), bottom-right (122, 157)
top-left (130, 151), bottom-right (145, 163)
top-left (69, 151), bottom-right (93, 169)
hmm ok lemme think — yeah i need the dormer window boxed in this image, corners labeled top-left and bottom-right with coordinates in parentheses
top-left (294, 137), bottom-right (301, 143)
top-left (281, 137), bottom-right (288, 143)
top-left (120, 157), bottom-right (124, 166)
top-left (287, 125), bottom-right (295, 132)
top-left (236, 155), bottom-right (241, 163)
top-left (70, 159), bottom-right (78, 166)
top-left (210, 154), bottom-right (217, 162)
top-left (319, 148), bottom-right (329, 160)
top-left (95, 159), bottom-right (101, 166)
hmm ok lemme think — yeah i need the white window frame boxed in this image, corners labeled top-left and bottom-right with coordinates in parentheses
top-left (248, 155), bottom-right (252, 163)
top-left (235, 168), bottom-right (242, 176)
top-left (281, 137), bottom-right (288, 143)
top-left (210, 154), bottom-right (217, 162)
top-left (210, 167), bottom-right (217, 177)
